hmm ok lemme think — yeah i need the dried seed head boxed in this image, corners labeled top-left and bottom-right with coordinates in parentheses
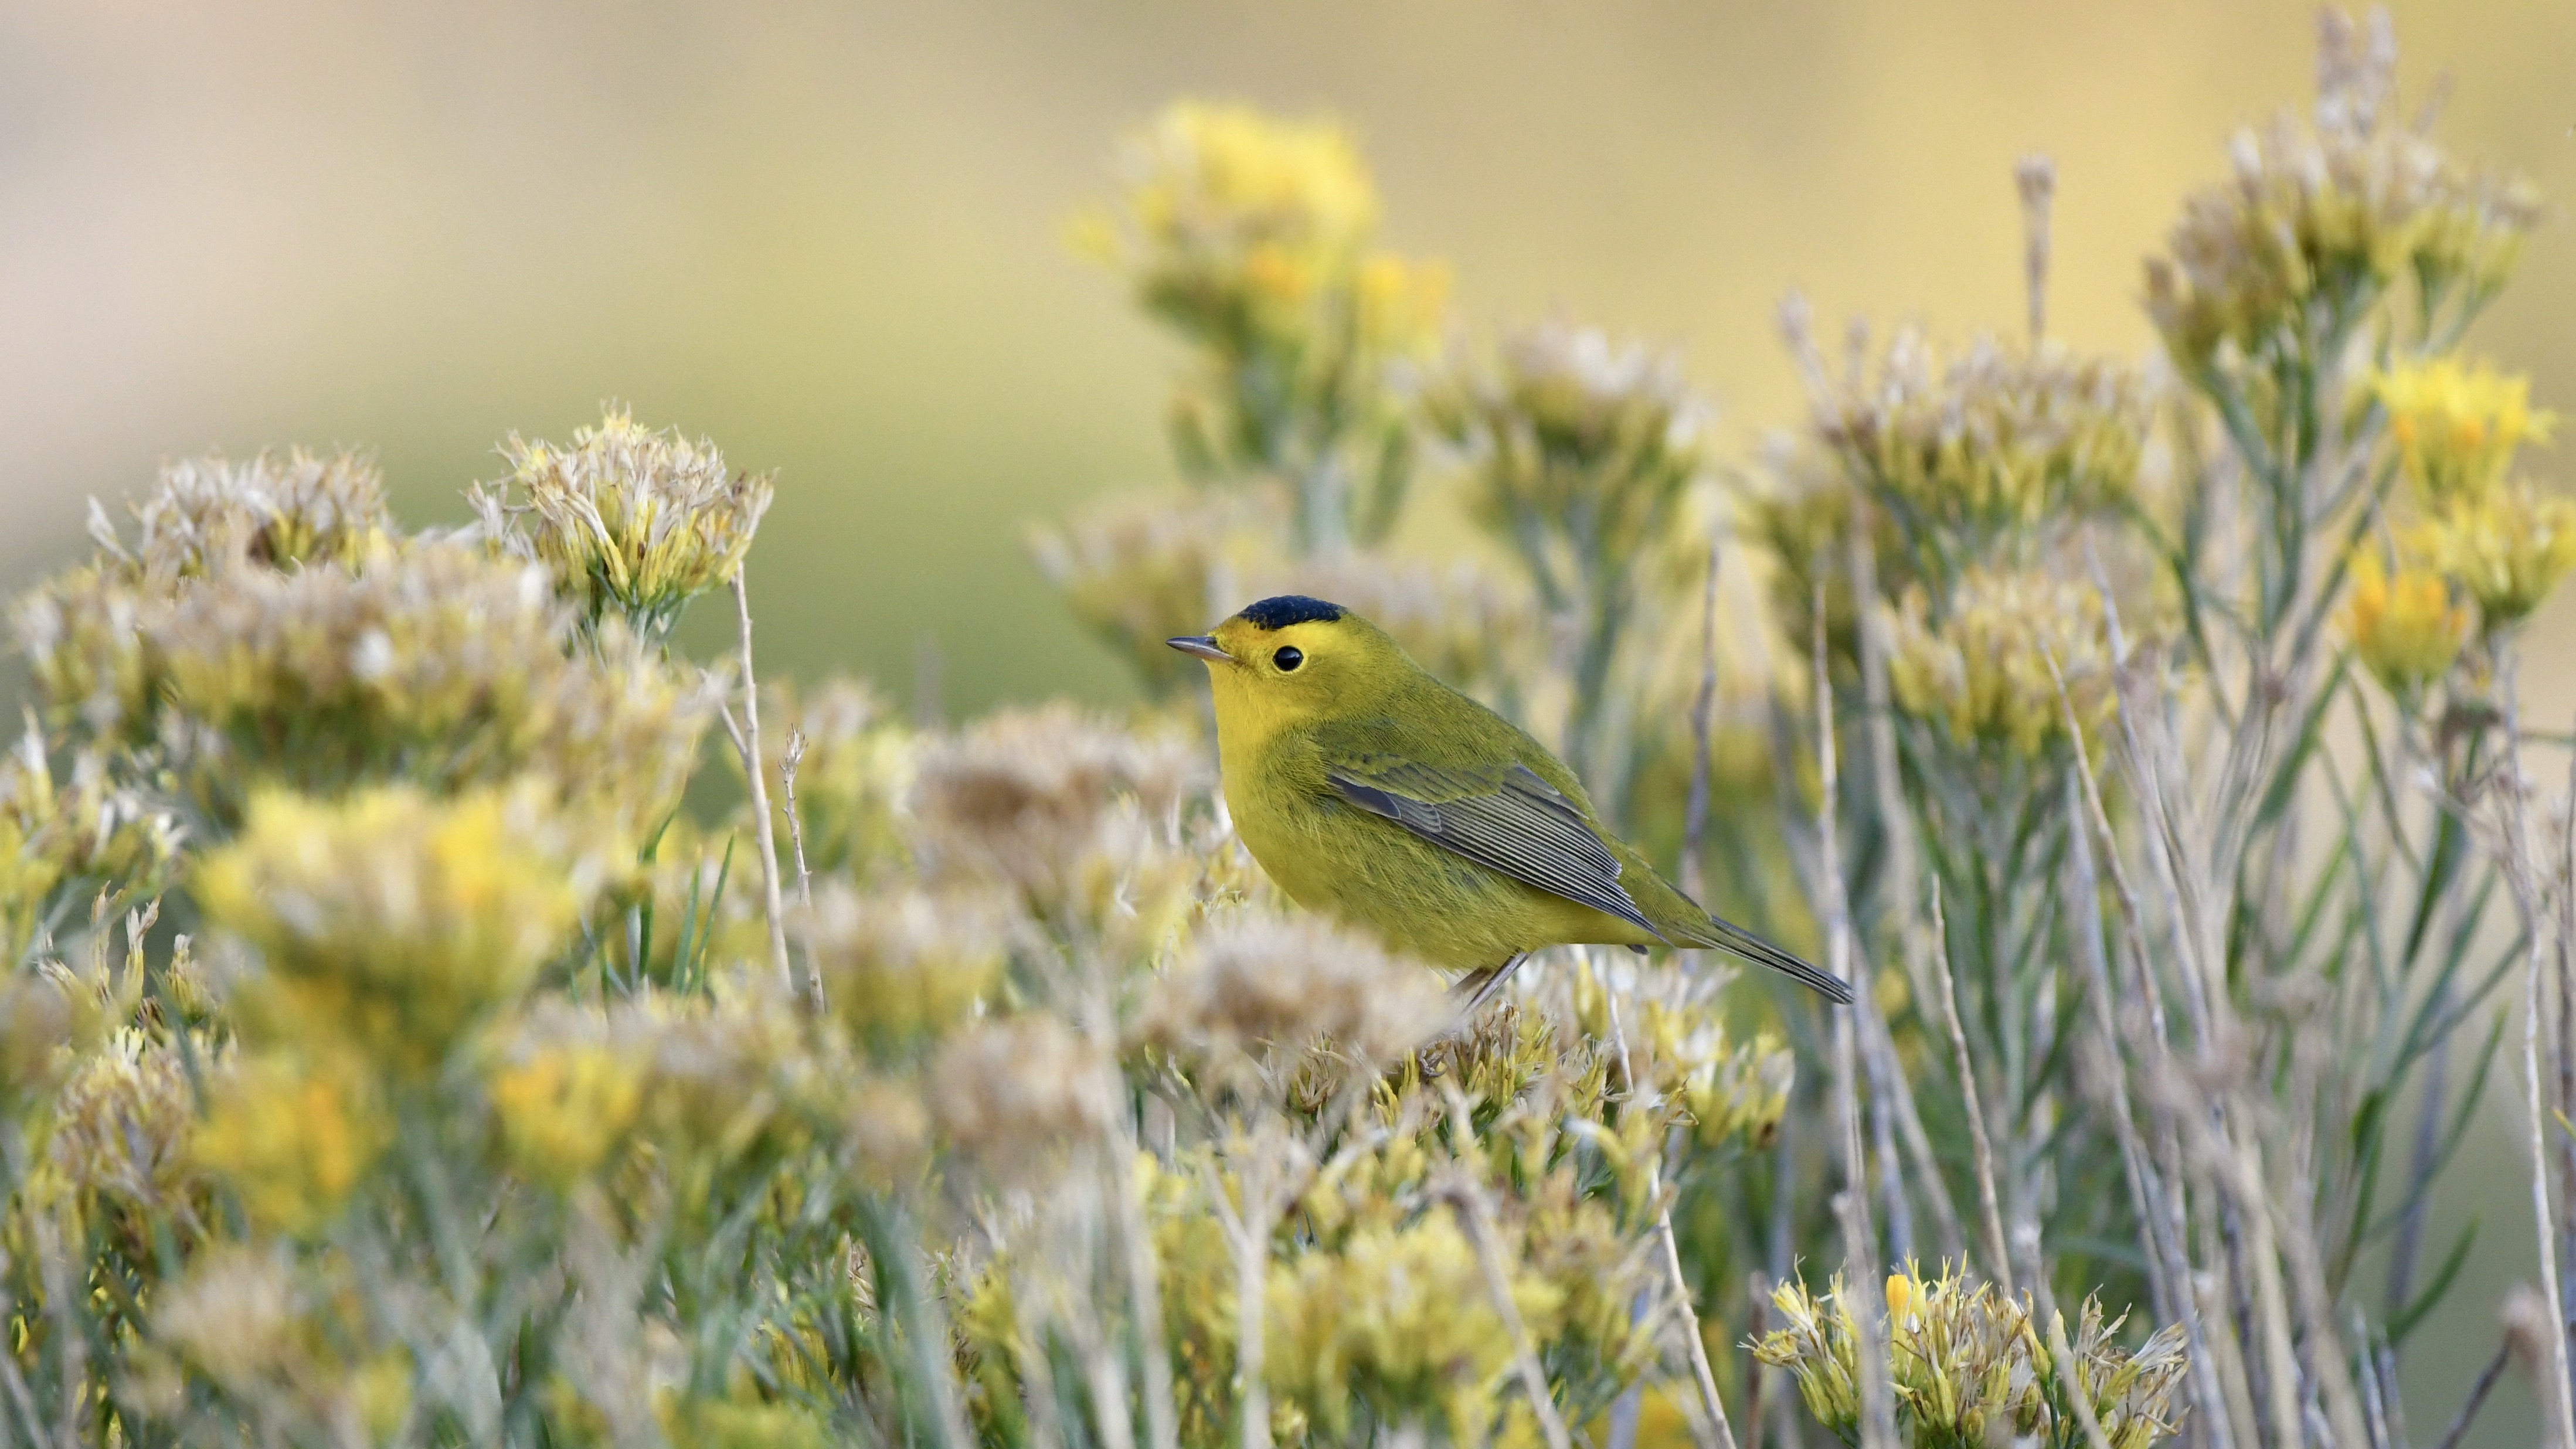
top-left (0, 724), bottom-right (180, 964)
top-left (1140, 909), bottom-right (1448, 1074)
top-left (473, 406), bottom-right (774, 640)
top-left (1029, 490), bottom-right (1263, 694)
top-left (911, 704), bottom-right (1203, 910)
top-left (1434, 320), bottom-right (1710, 572)
top-left (1810, 331), bottom-right (2147, 566)
top-left (2146, 14), bottom-right (2536, 370)
top-left (47, 1028), bottom-right (201, 1216)
top-left (151, 1243), bottom-right (301, 1394)
top-left (929, 1015), bottom-right (1110, 1171)
top-left (796, 882), bottom-right (1010, 1059)
top-left (146, 540), bottom-right (709, 829)
top-left (110, 450), bottom-right (392, 587)
top-left (757, 676), bottom-right (913, 878)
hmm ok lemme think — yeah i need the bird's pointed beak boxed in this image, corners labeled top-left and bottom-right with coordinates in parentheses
top-left (1165, 635), bottom-right (1231, 664)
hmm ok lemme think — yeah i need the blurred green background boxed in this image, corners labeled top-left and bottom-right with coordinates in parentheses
top-left (6, 0), bottom-right (2572, 1436)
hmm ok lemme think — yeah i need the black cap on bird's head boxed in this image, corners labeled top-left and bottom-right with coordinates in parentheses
top-left (1166, 595), bottom-right (1350, 665)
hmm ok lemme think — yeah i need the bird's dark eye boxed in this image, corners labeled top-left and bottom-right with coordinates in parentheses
top-left (1272, 646), bottom-right (1304, 672)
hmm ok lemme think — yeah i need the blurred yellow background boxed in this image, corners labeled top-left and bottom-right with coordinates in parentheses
top-left (5, 0), bottom-right (2571, 1431)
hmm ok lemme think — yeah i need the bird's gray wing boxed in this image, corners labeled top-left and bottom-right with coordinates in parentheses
top-left (1319, 751), bottom-right (1667, 945)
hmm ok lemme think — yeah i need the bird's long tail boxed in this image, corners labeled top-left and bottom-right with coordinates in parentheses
top-left (1675, 914), bottom-right (1854, 1004)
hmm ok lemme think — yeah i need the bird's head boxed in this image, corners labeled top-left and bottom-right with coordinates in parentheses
top-left (1167, 595), bottom-right (1407, 743)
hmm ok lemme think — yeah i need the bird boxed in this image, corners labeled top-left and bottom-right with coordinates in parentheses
top-left (1167, 594), bottom-right (1851, 1011)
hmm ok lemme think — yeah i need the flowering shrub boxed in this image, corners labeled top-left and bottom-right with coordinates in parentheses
top-left (11, 11), bottom-right (2576, 1449)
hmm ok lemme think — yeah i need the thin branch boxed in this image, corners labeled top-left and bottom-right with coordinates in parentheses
top-left (729, 568), bottom-right (806, 1009)
top-left (1603, 974), bottom-right (1738, 1449)
top-left (1681, 534), bottom-right (1722, 903)
top-left (1928, 878), bottom-right (2011, 1297)
top-left (1439, 1166), bottom-right (1576, 1449)
top-left (1809, 588), bottom-right (1894, 1449)
top-left (2431, 1338), bottom-right (2512, 1449)
top-left (780, 728), bottom-right (816, 911)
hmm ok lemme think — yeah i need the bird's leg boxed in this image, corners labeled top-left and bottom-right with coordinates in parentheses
top-left (1417, 953), bottom-right (1533, 1079)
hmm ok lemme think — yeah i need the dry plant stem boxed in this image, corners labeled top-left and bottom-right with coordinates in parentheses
top-left (1602, 976), bottom-right (1737, 1449)
top-left (780, 727), bottom-right (815, 910)
top-left (1742, 1272), bottom-right (1771, 1449)
top-left (2016, 154), bottom-right (2055, 345)
top-left (2118, 674), bottom-right (2301, 1449)
top-left (2059, 644), bottom-right (2237, 1449)
top-left (1202, 1145), bottom-right (1277, 1449)
top-left (0, 1354), bottom-right (47, 1449)
top-left (729, 568), bottom-right (804, 1008)
top-left (2496, 651), bottom-right (2576, 1449)
top-left (2028, 1272), bottom-right (2115, 1449)
top-left (35, 1210), bottom-right (79, 1449)
top-left (1846, 526), bottom-right (1967, 1268)
top-left (2432, 1339), bottom-right (2513, 1449)
top-left (1680, 535), bottom-right (1720, 903)
top-left (1106, 1147), bottom-right (1183, 1449)
top-left (1434, 1084), bottom-right (1576, 1449)
top-left (1448, 1185), bottom-right (1574, 1449)
top-left (2041, 647), bottom-right (2174, 1319)
top-left (1926, 878), bottom-right (2011, 1297)
top-left (1808, 595), bottom-right (1894, 1449)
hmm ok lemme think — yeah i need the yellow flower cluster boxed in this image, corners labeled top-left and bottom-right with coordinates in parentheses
top-left (2343, 551), bottom-right (2467, 697)
top-left (1886, 567), bottom-right (2115, 757)
top-left (1096, 101), bottom-right (1446, 363)
top-left (1816, 335), bottom-right (2147, 566)
top-left (0, 728), bottom-right (178, 965)
top-left (149, 540), bottom-right (709, 829)
top-left (2344, 356), bottom-right (2576, 690)
top-left (191, 1050), bottom-right (390, 1239)
top-left (1755, 1264), bottom-right (2188, 1449)
top-left (196, 784), bottom-right (597, 1072)
top-left (1567, 957), bottom-right (1793, 1149)
top-left (1266, 1212), bottom-right (1554, 1444)
top-left (2376, 357), bottom-right (2555, 505)
top-left (474, 406), bottom-right (776, 640)
top-left (485, 1030), bottom-right (646, 1188)
top-left (1078, 101), bottom-right (1450, 554)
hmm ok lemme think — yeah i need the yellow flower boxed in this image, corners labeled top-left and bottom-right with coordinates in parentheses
top-left (192, 1050), bottom-right (389, 1237)
top-left (196, 784), bottom-right (596, 1070)
top-left (487, 1038), bottom-right (646, 1186)
top-left (2374, 356), bottom-right (2555, 506)
top-left (1127, 102), bottom-right (1379, 258)
top-left (1352, 252), bottom-right (1452, 357)
top-left (1885, 1271), bottom-right (1920, 1332)
top-left (2411, 482), bottom-right (2576, 627)
top-left (2344, 550), bottom-right (2468, 696)
top-left (1885, 568), bottom-right (2114, 757)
